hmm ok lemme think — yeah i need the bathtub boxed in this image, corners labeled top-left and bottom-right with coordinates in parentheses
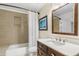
top-left (5, 43), bottom-right (28, 56)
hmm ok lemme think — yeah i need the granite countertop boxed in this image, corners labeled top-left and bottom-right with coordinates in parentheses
top-left (37, 38), bottom-right (79, 56)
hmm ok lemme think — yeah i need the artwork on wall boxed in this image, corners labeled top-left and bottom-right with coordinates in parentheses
top-left (39, 16), bottom-right (48, 30)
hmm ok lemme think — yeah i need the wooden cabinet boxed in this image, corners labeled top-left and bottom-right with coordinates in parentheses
top-left (37, 49), bottom-right (47, 56)
top-left (37, 41), bottom-right (48, 56)
top-left (37, 41), bottom-right (65, 56)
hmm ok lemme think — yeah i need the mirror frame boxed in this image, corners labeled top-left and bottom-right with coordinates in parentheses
top-left (52, 3), bottom-right (78, 36)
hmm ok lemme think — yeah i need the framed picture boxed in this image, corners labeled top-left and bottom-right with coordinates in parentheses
top-left (39, 16), bottom-right (48, 30)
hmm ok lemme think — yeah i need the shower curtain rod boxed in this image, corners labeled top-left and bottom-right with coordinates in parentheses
top-left (0, 4), bottom-right (38, 13)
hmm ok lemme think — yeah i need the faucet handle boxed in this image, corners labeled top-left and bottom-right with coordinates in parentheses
top-left (62, 40), bottom-right (66, 44)
top-left (63, 40), bottom-right (65, 42)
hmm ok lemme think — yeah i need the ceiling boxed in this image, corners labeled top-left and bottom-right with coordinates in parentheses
top-left (4, 3), bottom-right (46, 12)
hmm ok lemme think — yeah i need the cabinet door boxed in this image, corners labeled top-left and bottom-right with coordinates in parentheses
top-left (48, 48), bottom-right (55, 56)
top-left (37, 48), bottom-right (47, 56)
top-left (37, 41), bottom-right (48, 52)
top-left (37, 41), bottom-right (48, 56)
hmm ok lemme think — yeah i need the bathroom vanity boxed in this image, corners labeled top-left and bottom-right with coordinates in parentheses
top-left (37, 39), bottom-right (79, 56)
top-left (37, 41), bottom-right (64, 56)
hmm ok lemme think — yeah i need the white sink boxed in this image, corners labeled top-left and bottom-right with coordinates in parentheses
top-left (46, 40), bottom-right (65, 46)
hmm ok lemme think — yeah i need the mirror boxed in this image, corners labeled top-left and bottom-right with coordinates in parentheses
top-left (52, 3), bottom-right (78, 35)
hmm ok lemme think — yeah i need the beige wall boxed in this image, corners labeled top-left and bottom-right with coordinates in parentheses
top-left (0, 9), bottom-right (28, 46)
top-left (39, 4), bottom-right (52, 38)
top-left (39, 3), bottom-right (79, 44)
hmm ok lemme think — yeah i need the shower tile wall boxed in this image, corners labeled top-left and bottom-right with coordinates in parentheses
top-left (0, 9), bottom-right (28, 46)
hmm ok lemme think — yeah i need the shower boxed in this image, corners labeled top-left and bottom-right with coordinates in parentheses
top-left (0, 9), bottom-right (28, 56)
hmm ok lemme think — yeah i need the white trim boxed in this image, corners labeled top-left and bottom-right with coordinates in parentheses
top-left (28, 11), bottom-right (38, 47)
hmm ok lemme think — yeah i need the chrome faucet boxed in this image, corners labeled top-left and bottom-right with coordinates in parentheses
top-left (55, 37), bottom-right (65, 45)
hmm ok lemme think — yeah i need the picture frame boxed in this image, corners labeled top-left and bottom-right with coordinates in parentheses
top-left (39, 16), bottom-right (48, 30)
